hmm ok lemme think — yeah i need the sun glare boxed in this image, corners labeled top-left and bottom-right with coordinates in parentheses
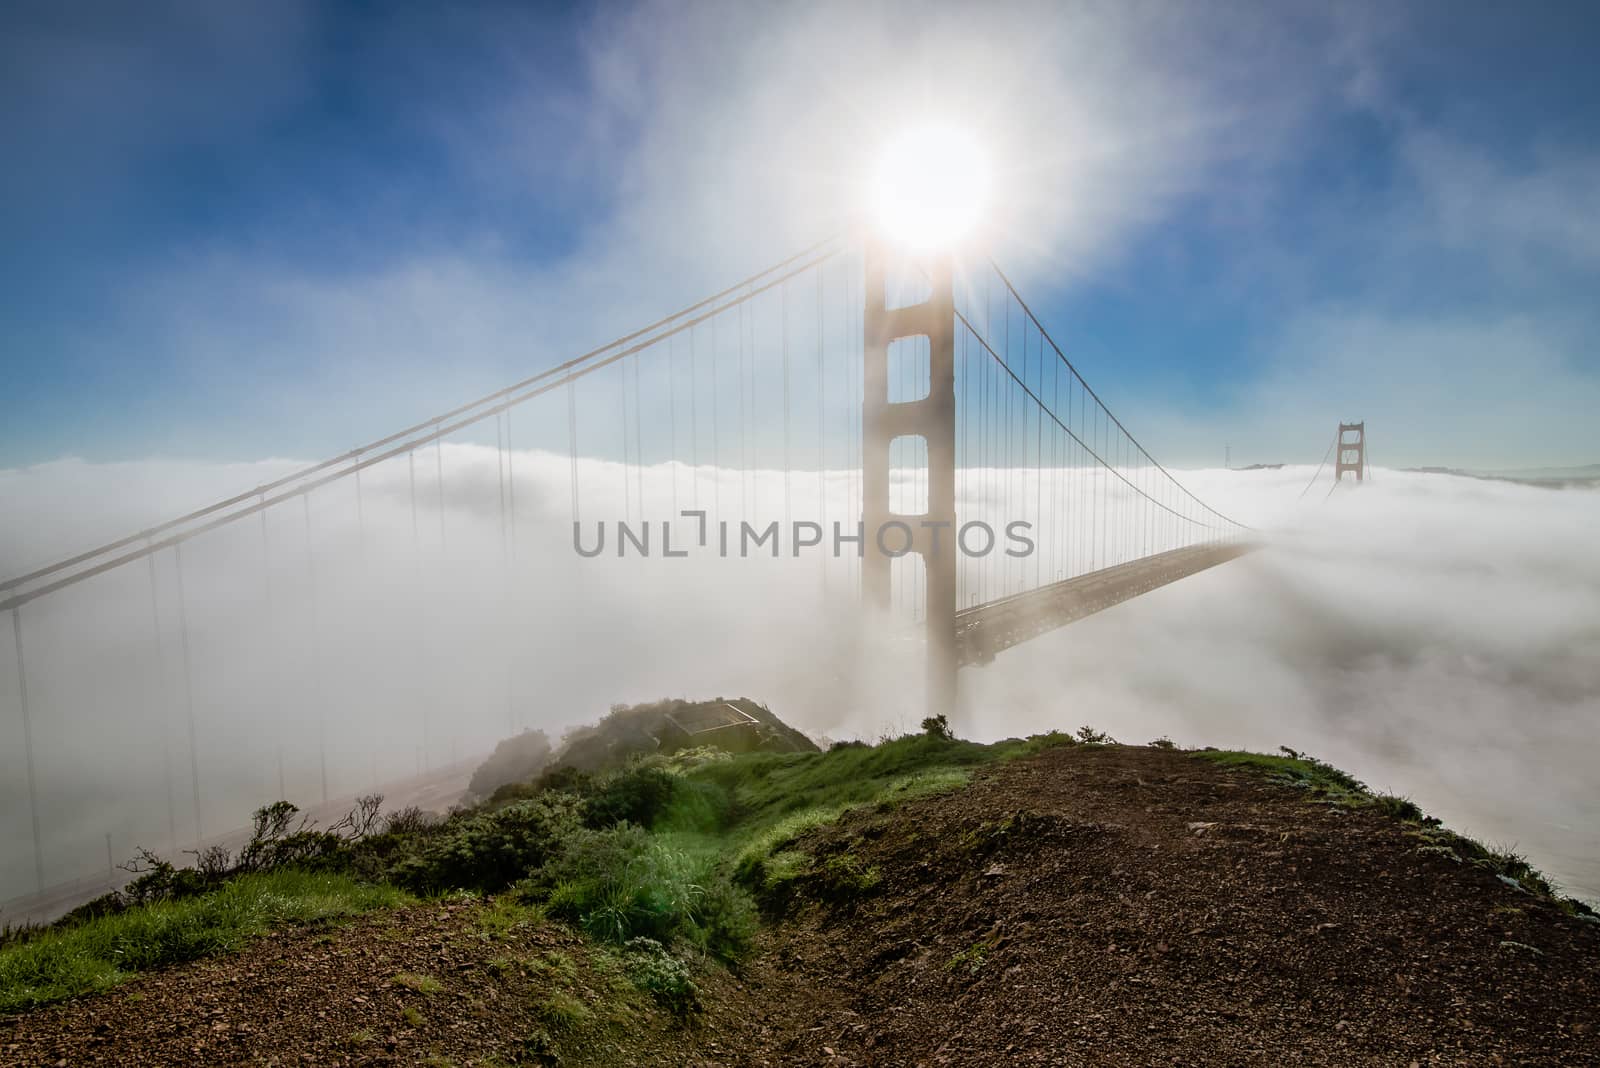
top-left (872, 123), bottom-right (990, 250)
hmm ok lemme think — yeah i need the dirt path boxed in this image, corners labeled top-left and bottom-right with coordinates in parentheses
top-left (6, 746), bottom-right (1598, 1066)
top-left (710, 745), bottom-right (1600, 1065)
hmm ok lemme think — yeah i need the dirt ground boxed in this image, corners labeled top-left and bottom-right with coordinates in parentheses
top-left (6, 745), bottom-right (1598, 1066)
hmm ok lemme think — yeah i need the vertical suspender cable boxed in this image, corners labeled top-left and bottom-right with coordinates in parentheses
top-left (568, 381), bottom-right (581, 524)
top-left (496, 412), bottom-right (509, 559)
top-left (738, 300), bottom-right (748, 516)
top-left (301, 495), bottom-right (328, 805)
top-left (257, 495), bottom-right (277, 805)
top-left (710, 315), bottom-right (720, 518)
top-left (689, 323), bottom-right (700, 508)
top-left (632, 354), bottom-right (644, 518)
top-left (409, 450), bottom-right (429, 767)
top-left (817, 266), bottom-right (826, 578)
top-left (10, 607), bottom-right (44, 893)
top-left (1034, 327), bottom-right (1044, 590)
top-left (782, 280), bottom-right (792, 533)
top-left (147, 553), bottom-right (178, 846)
top-left (668, 334), bottom-right (679, 515)
top-left (619, 362), bottom-right (632, 527)
top-left (496, 411), bottom-right (514, 737)
top-left (355, 461), bottom-right (366, 547)
top-left (506, 406), bottom-right (518, 554)
top-left (172, 543), bottom-right (204, 841)
top-left (435, 426), bottom-right (447, 547)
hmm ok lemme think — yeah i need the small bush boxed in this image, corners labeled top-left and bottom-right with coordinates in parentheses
top-left (536, 988), bottom-right (592, 1031)
top-left (1149, 736), bottom-right (1177, 750)
top-left (621, 937), bottom-right (700, 1016)
top-left (389, 796), bottom-right (580, 895)
top-left (533, 825), bottom-right (753, 960)
top-left (384, 806), bottom-right (437, 836)
top-left (534, 765), bottom-right (597, 796)
top-left (584, 767), bottom-right (681, 830)
top-left (467, 729), bottom-right (554, 801)
top-left (817, 853), bottom-right (882, 901)
top-left (920, 714), bottom-right (954, 741)
top-left (1075, 725), bottom-right (1115, 745)
top-left (946, 939), bottom-right (993, 976)
top-left (539, 826), bottom-right (699, 945)
top-left (1372, 794), bottom-right (1425, 822)
top-left (687, 877), bottom-right (757, 961)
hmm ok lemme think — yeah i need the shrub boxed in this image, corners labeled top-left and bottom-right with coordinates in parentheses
top-left (621, 937), bottom-right (700, 1016)
top-left (384, 806), bottom-right (437, 836)
top-left (920, 714), bottom-right (954, 741)
top-left (584, 767), bottom-right (682, 830)
top-left (535, 765), bottom-right (596, 796)
top-left (539, 826), bottom-right (697, 945)
top-left (1149, 736), bottom-right (1177, 750)
top-left (467, 729), bottom-right (554, 801)
top-left (817, 853), bottom-right (882, 902)
top-left (686, 877), bottom-right (757, 961)
top-left (1075, 725), bottom-right (1115, 745)
top-left (389, 796), bottom-right (580, 894)
top-left (533, 826), bottom-right (754, 960)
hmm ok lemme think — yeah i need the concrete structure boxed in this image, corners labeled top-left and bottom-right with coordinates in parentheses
top-left (861, 239), bottom-right (958, 720)
top-left (1336, 422), bottom-right (1366, 482)
top-left (658, 701), bottom-right (762, 753)
top-left (954, 543), bottom-right (1256, 666)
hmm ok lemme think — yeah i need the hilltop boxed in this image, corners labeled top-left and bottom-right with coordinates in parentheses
top-left (3, 723), bottom-right (1597, 1066)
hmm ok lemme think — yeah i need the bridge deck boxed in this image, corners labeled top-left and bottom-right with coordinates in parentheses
top-left (954, 542), bottom-right (1256, 666)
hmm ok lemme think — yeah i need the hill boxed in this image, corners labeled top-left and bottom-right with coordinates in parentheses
top-left (3, 734), bottom-right (1596, 1065)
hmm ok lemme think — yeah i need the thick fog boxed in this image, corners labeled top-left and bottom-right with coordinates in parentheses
top-left (3, 453), bottom-right (1596, 906)
top-left (969, 467), bottom-right (1600, 902)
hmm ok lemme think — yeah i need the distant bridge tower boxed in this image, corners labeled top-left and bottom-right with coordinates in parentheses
top-left (862, 239), bottom-right (958, 721)
top-left (1335, 422), bottom-right (1366, 482)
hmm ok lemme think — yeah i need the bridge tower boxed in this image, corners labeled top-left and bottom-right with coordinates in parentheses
top-left (862, 239), bottom-right (958, 721)
top-left (1335, 421), bottom-right (1366, 482)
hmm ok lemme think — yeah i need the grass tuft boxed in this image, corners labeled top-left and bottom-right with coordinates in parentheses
top-left (393, 971), bottom-right (444, 995)
top-left (0, 870), bottom-right (406, 1013)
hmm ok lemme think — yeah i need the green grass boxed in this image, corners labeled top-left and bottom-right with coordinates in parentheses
top-left (1191, 748), bottom-right (1369, 801)
top-left (474, 896), bottom-right (544, 942)
top-left (701, 731), bottom-right (1076, 908)
top-left (0, 726), bottom-right (1086, 1018)
top-left (536, 988), bottom-right (593, 1031)
top-left (687, 730), bottom-right (1072, 849)
top-left (687, 734), bottom-right (1008, 831)
top-left (0, 870), bottom-right (408, 1013)
top-left (945, 938), bottom-right (994, 975)
top-left (1194, 747), bottom-right (1598, 919)
top-left (393, 971), bottom-right (444, 995)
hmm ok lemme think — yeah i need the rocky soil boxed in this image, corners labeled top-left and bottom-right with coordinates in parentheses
top-left (6, 745), bottom-right (1597, 1066)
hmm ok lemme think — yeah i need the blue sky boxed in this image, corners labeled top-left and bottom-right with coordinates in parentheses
top-left (3, 0), bottom-right (1599, 469)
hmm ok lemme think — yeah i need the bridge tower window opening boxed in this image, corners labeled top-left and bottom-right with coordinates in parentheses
top-left (888, 336), bottom-right (932, 403)
top-left (1335, 421), bottom-right (1366, 482)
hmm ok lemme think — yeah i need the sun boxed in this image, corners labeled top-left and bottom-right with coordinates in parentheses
top-left (872, 123), bottom-right (990, 250)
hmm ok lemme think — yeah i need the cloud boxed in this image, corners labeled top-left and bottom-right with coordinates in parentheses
top-left (964, 466), bottom-right (1600, 903)
top-left (5, 3), bottom-right (1598, 913)
top-left (3, 453), bottom-right (1597, 907)
top-left (1237, 309), bottom-right (1600, 469)
top-left (15, 0), bottom-right (1338, 464)
top-left (1400, 133), bottom-right (1600, 272)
